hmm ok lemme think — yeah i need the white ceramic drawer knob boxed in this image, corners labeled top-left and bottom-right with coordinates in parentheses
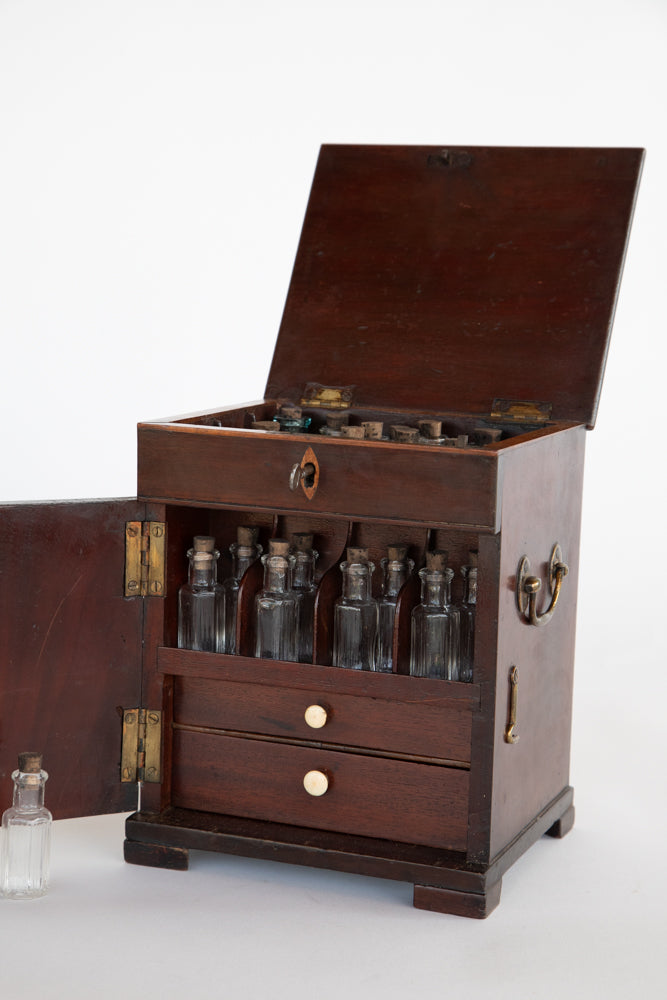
top-left (303, 770), bottom-right (329, 796)
top-left (304, 704), bottom-right (328, 729)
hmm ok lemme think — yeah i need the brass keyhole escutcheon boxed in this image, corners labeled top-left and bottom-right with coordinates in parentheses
top-left (289, 447), bottom-right (320, 500)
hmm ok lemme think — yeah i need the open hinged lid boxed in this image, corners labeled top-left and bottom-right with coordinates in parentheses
top-left (266, 145), bottom-right (643, 427)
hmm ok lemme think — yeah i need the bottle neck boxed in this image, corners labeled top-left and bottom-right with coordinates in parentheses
top-left (230, 543), bottom-right (262, 581)
top-left (12, 769), bottom-right (47, 810)
top-left (381, 558), bottom-right (413, 598)
top-left (292, 551), bottom-right (317, 590)
top-left (462, 566), bottom-right (478, 605)
top-left (419, 567), bottom-right (453, 607)
top-left (261, 554), bottom-right (294, 593)
top-left (188, 551), bottom-right (218, 588)
top-left (341, 561), bottom-right (375, 601)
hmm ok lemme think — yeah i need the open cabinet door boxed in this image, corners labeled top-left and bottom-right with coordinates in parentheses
top-left (0, 499), bottom-right (148, 819)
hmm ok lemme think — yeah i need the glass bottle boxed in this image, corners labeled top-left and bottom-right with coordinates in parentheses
top-left (375, 543), bottom-right (414, 673)
top-left (222, 526), bottom-right (262, 654)
top-left (272, 404), bottom-right (312, 434)
top-left (290, 532), bottom-right (319, 664)
top-left (333, 547), bottom-right (378, 671)
top-left (410, 550), bottom-right (460, 680)
top-left (457, 551), bottom-right (478, 683)
top-left (254, 538), bottom-right (298, 661)
top-left (177, 535), bottom-right (224, 652)
top-left (1, 752), bottom-right (52, 899)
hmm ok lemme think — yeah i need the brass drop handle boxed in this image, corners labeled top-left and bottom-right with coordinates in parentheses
top-left (516, 544), bottom-right (569, 627)
top-left (303, 770), bottom-right (329, 796)
top-left (504, 666), bottom-right (520, 744)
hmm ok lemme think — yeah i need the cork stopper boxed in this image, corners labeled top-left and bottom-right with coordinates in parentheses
top-left (291, 532), bottom-right (314, 552)
top-left (237, 526), bottom-right (259, 547)
top-left (426, 550), bottom-right (449, 572)
top-left (387, 543), bottom-right (408, 562)
top-left (278, 404), bottom-right (302, 419)
top-left (418, 419), bottom-right (442, 439)
top-left (455, 434), bottom-right (469, 448)
top-left (18, 752), bottom-right (42, 774)
top-left (193, 535), bottom-right (216, 553)
top-left (325, 411), bottom-right (349, 431)
top-left (252, 420), bottom-right (278, 431)
top-left (390, 425), bottom-right (419, 443)
top-left (468, 549), bottom-right (479, 567)
top-left (193, 551), bottom-right (213, 567)
top-left (362, 421), bottom-right (384, 440)
top-left (268, 538), bottom-right (291, 557)
top-left (340, 425), bottom-right (365, 439)
top-left (346, 547), bottom-right (369, 563)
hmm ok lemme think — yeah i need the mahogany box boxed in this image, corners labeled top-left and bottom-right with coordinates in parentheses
top-left (0, 144), bottom-right (643, 917)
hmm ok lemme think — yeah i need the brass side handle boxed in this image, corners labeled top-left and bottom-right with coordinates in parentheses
top-left (516, 544), bottom-right (568, 627)
top-left (504, 666), bottom-right (520, 744)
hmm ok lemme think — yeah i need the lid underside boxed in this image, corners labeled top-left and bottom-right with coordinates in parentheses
top-left (266, 145), bottom-right (643, 426)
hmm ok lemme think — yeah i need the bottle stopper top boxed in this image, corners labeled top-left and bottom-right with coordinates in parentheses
top-left (237, 526), bottom-right (259, 547)
top-left (269, 538), bottom-right (291, 556)
top-left (426, 550), bottom-right (449, 571)
top-left (278, 404), bottom-right (302, 419)
top-left (362, 421), bottom-right (384, 439)
top-left (340, 425), bottom-right (365, 439)
top-left (468, 549), bottom-right (479, 567)
top-left (252, 420), bottom-right (277, 431)
top-left (291, 532), bottom-right (314, 552)
top-left (346, 547), bottom-right (369, 563)
top-left (18, 752), bottom-right (42, 773)
top-left (193, 551), bottom-right (213, 566)
top-left (193, 536), bottom-right (216, 552)
top-left (325, 411), bottom-right (349, 430)
top-left (390, 425), bottom-right (420, 443)
top-left (418, 419), bottom-right (442, 439)
top-left (387, 543), bottom-right (408, 561)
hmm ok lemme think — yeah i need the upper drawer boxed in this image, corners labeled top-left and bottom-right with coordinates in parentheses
top-left (138, 422), bottom-right (500, 529)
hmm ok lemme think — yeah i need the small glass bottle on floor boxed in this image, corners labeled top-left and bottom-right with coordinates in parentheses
top-left (333, 547), bottom-right (378, 671)
top-left (290, 532), bottom-right (319, 663)
top-left (254, 538), bottom-right (298, 661)
top-left (410, 550), bottom-right (460, 680)
top-left (457, 551), bottom-right (478, 683)
top-left (1, 752), bottom-right (52, 899)
top-left (222, 526), bottom-right (262, 654)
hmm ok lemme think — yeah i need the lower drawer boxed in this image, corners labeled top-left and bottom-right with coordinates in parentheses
top-left (171, 729), bottom-right (469, 851)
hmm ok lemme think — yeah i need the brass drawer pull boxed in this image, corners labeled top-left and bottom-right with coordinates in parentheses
top-left (303, 770), bottom-right (329, 796)
top-left (516, 544), bottom-right (568, 627)
top-left (304, 704), bottom-right (328, 729)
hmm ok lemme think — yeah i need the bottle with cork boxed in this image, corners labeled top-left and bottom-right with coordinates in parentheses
top-left (409, 550), bottom-right (460, 681)
top-left (332, 547), bottom-right (378, 671)
top-left (456, 550), bottom-right (478, 683)
top-left (177, 535), bottom-right (224, 653)
top-left (222, 526), bottom-right (263, 654)
top-left (290, 532), bottom-right (319, 663)
top-left (1, 752), bottom-right (52, 899)
top-left (375, 543), bottom-right (414, 673)
top-left (254, 538), bottom-right (298, 661)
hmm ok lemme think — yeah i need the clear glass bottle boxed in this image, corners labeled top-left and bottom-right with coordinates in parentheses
top-left (290, 532), bottom-right (319, 664)
top-left (410, 551), bottom-right (460, 680)
top-left (177, 536), bottom-right (224, 652)
top-left (1, 752), bottom-right (52, 899)
top-left (254, 538), bottom-right (298, 661)
top-left (457, 551), bottom-right (478, 683)
top-left (375, 543), bottom-right (414, 673)
top-left (222, 526), bottom-right (262, 654)
top-left (333, 547), bottom-right (378, 671)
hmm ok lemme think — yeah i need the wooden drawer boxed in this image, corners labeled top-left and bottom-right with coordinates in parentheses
top-left (171, 729), bottom-right (469, 851)
top-left (160, 649), bottom-right (476, 764)
top-left (137, 423), bottom-right (500, 530)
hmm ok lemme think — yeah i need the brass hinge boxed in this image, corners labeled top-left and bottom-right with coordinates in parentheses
top-left (490, 399), bottom-right (553, 424)
top-left (124, 521), bottom-right (166, 597)
top-left (121, 708), bottom-right (162, 783)
top-left (299, 382), bottom-right (356, 409)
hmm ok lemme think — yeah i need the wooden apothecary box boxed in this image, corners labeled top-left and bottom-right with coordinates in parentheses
top-left (0, 146), bottom-right (643, 917)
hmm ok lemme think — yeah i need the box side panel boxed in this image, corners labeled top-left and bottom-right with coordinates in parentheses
top-left (0, 500), bottom-right (144, 819)
top-left (488, 427), bottom-right (586, 860)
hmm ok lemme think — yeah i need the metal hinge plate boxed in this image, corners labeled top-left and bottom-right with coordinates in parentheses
top-left (121, 708), bottom-right (162, 783)
top-left (299, 382), bottom-right (356, 409)
top-left (490, 399), bottom-right (553, 424)
top-left (124, 521), bottom-right (166, 597)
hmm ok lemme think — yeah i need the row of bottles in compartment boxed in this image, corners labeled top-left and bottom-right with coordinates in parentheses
top-left (177, 526), bottom-right (477, 682)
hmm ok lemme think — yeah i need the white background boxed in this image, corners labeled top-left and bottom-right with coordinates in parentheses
top-left (1, 1), bottom-right (665, 997)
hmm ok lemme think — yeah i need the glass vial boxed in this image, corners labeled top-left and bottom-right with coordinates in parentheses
top-left (254, 538), bottom-right (297, 661)
top-left (177, 535), bottom-right (224, 652)
top-left (1, 752), bottom-right (52, 899)
top-left (410, 550), bottom-right (460, 680)
top-left (333, 547), bottom-right (378, 671)
top-left (290, 532), bottom-right (319, 664)
top-left (375, 543), bottom-right (414, 673)
top-left (222, 526), bottom-right (262, 654)
top-left (457, 551), bottom-right (478, 683)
